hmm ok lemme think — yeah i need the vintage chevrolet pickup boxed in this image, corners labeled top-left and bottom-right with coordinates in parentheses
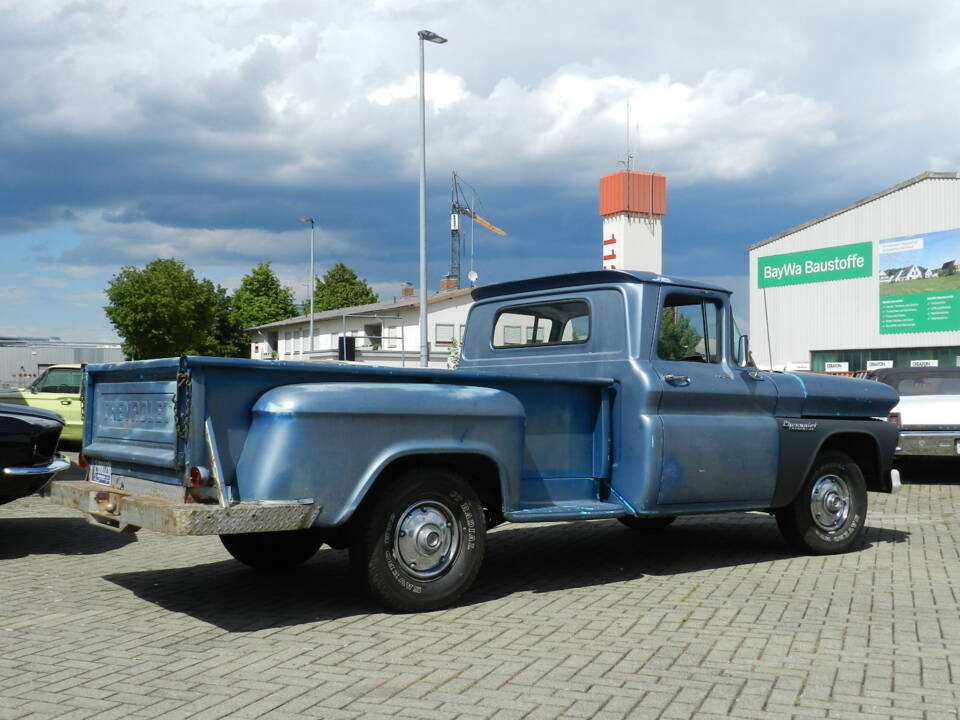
top-left (48, 270), bottom-right (900, 611)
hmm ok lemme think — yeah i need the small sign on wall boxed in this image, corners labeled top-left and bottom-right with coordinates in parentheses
top-left (788, 362), bottom-right (810, 371)
top-left (866, 360), bottom-right (894, 370)
top-left (825, 362), bottom-right (849, 372)
top-left (910, 359), bottom-right (939, 367)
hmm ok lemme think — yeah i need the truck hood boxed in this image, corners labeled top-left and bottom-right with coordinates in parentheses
top-left (768, 372), bottom-right (899, 419)
top-left (892, 394), bottom-right (960, 428)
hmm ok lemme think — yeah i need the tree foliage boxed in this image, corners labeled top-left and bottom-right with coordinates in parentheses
top-left (105, 259), bottom-right (220, 359)
top-left (224, 262), bottom-right (298, 356)
top-left (312, 262), bottom-right (378, 312)
top-left (657, 308), bottom-right (703, 361)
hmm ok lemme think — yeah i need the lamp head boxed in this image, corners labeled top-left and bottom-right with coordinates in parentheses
top-left (418, 30), bottom-right (447, 44)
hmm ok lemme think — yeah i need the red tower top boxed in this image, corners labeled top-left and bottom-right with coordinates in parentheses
top-left (598, 171), bottom-right (666, 217)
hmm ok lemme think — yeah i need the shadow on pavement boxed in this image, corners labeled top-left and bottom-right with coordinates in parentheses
top-left (103, 513), bottom-right (908, 631)
top-left (0, 516), bottom-right (137, 559)
top-left (894, 457), bottom-right (959, 484)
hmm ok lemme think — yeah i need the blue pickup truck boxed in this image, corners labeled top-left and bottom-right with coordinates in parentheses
top-left (49, 270), bottom-right (900, 612)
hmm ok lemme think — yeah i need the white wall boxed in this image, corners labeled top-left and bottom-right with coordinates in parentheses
top-left (748, 176), bottom-right (960, 369)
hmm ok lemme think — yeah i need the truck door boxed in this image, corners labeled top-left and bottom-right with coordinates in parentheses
top-left (651, 290), bottom-right (779, 505)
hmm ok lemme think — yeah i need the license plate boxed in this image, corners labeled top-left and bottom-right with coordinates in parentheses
top-left (90, 461), bottom-right (112, 486)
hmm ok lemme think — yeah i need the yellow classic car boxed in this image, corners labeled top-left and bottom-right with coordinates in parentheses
top-left (0, 364), bottom-right (82, 443)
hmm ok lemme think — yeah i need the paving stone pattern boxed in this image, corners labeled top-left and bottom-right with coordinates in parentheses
top-left (1, 465), bottom-right (958, 719)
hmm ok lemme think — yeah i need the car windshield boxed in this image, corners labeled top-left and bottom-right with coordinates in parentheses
top-left (876, 371), bottom-right (960, 396)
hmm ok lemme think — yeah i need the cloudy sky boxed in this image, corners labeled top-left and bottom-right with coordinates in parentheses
top-left (2, 0), bottom-right (957, 341)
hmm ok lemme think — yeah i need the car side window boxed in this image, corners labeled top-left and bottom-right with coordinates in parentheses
top-left (657, 295), bottom-right (721, 363)
top-left (34, 368), bottom-right (81, 394)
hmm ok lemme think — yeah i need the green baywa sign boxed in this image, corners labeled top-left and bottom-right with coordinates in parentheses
top-left (757, 242), bottom-right (873, 288)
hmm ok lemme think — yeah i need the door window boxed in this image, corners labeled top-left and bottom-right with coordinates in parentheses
top-left (657, 295), bottom-right (721, 363)
top-left (33, 368), bottom-right (81, 394)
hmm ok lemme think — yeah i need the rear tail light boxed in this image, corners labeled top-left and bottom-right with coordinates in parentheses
top-left (888, 413), bottom-right (901, 427)
top-left (77, 452), bottom-right (86, 469)
top-left (189, 466), bottom-right (211, 487)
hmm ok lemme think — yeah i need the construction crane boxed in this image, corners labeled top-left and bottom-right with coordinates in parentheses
top-left (445, 171), bottom-right (506, 290)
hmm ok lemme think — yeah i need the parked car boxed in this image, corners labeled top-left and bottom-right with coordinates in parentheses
top-left (867, 367), bottom-right (960, 457)
top-left (0, 364), bottom-right (82, 443)
top-left (1, 403), bottom-right (71, 505)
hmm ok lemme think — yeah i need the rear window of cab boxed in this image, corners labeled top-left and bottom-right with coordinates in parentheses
top-left (491, 299), bottom-right (590, 349)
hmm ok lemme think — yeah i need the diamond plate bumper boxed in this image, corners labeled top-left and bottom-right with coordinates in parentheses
top-left (48, 480), bottom-right (321, 535)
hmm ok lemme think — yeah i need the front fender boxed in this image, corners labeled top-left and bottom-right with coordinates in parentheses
top-left (234, 382), bottom-right (525, 526)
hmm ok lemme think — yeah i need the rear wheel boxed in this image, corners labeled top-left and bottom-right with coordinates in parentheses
top-left (349, 467), bottom-right (486, 612)
top-left (775, 450), bottom-right (867, 555)
top-left (618, 515), bottom-right (675, 531)
top-left (220, 530), bottom-right (324, 569)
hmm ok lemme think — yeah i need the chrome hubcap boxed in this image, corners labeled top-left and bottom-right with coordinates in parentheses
top-left (394, 501), bottom-right (459, 580)
top-left (810, 473), bottom-right (850, 532)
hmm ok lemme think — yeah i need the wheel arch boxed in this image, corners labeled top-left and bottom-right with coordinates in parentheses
top-left (772, 419), bottom-right (897, 507)
top-left (346, 449), bottom-right (506, 528)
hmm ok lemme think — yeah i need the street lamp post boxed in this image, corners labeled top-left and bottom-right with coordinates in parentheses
top-left (299, 217), bottom-right (316, 352)
top-left (418, 29), bottom-right (447, 367)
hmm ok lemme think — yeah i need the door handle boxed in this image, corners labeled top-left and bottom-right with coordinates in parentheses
top-left (60, 400), bottom-right (71, 405)
top-left (664, 374), bottom-right (691, 385)
top-left (747, 371), bottom-right (765, 381)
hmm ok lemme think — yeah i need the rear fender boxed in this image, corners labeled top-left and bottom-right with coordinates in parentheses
top-left (234, 382), bottom-right (525, 526)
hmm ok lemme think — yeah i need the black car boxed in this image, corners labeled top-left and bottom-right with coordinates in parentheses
top-left (1, 402), bottom-right (71, 505)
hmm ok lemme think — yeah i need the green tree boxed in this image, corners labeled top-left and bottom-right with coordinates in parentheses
top-left (105, 258), bottom-right (220, 359)
top-left (225, 262), bottom-right (298, 356)
top-left (657, 308), bottom-right (702, 361)
top-left (312, 261), bottom-right (378, 311)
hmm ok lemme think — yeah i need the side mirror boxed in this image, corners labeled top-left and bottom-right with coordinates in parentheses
top-left (737, 335), bottom-right (750, 367)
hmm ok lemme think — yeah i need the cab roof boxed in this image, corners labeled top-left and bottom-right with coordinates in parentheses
top-left (471, 270), bottom-right (731, 302)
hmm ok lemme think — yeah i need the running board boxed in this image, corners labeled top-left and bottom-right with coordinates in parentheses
top-left (504, 501), bottom-right (627, 522)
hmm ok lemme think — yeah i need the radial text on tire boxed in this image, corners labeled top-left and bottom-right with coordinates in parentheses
top-left (349, 467), bottom-right (486, 613)
top-left (775, 450), bottom-right (867, 555)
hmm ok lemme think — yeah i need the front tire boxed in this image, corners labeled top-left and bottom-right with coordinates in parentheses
top-left (775, 451), bottom-right (867, 555)
top-left (220, 530), bottom-right (324, 569)
top-left (349, 467), bottom-right (486, 612)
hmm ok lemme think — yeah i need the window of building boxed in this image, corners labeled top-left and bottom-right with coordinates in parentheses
top-left (657, 295), bottom-right (721, 363)
top-left (492, 299), bottom-right (590, 349)
top-left (435, 324), bottom-right (455, 346)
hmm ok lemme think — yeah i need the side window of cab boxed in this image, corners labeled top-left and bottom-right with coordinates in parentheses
top-left (657, 294), bottom-right (722, 363)
top-left (33, 367), bottom-right (81, 394)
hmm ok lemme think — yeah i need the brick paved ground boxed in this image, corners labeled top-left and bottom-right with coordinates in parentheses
top-left (1, 458), bottom-right (958, 720)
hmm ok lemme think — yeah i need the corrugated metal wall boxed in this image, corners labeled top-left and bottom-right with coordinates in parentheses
top-left (748, 176), bottom-right (960, 369)
top-left (0, 345), bottom-right (124, 389)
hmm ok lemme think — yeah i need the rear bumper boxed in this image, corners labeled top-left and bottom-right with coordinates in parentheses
top-left (896, 431), bottom-right (960, 457)
top-left (47, 480), bottom-right (322, 535)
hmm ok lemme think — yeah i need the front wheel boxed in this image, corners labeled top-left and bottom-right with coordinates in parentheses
top-left (775, 450), bottom-right (867, 555)
top-left (349, 467), bottom-right (486, 612)
top-left (220, 530), bottom-right (324, 570)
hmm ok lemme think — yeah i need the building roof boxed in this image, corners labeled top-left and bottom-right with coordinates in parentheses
top-left (249, 287), bottom-right (474, 331)
top-left (471, 270), bottom-right (731, 302)
top-left (749, 171), bottom-right (960, 252)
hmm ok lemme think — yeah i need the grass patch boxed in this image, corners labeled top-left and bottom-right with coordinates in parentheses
top-left (879, 275), bottom-right (960, 296)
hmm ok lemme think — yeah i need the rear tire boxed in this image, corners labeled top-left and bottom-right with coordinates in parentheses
top-left (220, 530), bottom-right (324, 569)
top-left (775, 450), bottom-right (867, 555)
top-left (618, 515), bottom-right (675, 531)
top-left (349, 467), bottom-right (486, 612)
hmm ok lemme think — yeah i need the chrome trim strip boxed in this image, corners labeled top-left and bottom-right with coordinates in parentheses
top-left (3, 455), bottom-right (71, 477)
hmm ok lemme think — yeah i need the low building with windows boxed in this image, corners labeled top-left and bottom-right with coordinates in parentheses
top-left (248, 287), bottom-right (473, 368)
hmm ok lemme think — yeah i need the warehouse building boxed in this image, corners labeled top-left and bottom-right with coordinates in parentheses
top-left (749, 172), bottom-right (960, 372)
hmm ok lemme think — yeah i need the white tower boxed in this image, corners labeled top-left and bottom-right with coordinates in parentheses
top-left (599, 170), bottom-right (666, 272)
